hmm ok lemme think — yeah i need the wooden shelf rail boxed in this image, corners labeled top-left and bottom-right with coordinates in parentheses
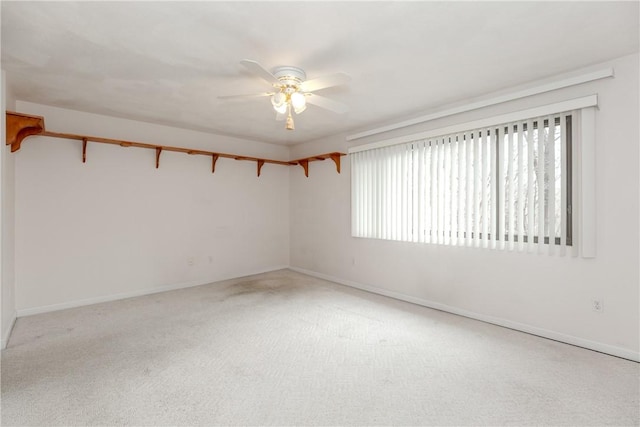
top-left (6, 111), bottom-right (345, 177)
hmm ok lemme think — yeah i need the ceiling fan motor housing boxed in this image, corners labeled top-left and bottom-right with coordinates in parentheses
top-left (272, 66), bottom-right (306, 87)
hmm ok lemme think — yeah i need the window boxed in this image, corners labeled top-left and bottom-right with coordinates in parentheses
top-left (351, 111), bottom-right (575, 254)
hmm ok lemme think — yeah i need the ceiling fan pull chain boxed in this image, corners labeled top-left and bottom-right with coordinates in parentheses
top-left (285, 104), bottom-right (295, 130)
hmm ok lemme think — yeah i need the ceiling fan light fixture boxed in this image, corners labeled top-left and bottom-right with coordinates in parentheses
top-left (290, 91), bottom-right (306, 111)
top-left (274, 103), bottom-right (287, 114)
top-left (271, 91), bottom-right (286, 109)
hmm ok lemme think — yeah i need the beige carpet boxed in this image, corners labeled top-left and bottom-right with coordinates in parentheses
top-left (1, 269), bottom-right (638, 426)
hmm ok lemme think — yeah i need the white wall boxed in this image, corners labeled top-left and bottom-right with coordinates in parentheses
top-left (290, 53), bottom-right (640, 360)
top-left (14, 102), bottom-right (290, 314)
top-left (1, 70), bottom-right (18, 348)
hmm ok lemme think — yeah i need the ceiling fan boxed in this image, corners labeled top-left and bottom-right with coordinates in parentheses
top-left (219, 60), bottom-right (350, 130)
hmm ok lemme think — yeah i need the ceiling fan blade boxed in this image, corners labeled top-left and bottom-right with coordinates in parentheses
top-left (241, 59), bottom-right (280, 85)
top-left (306, 94), bottom-right (349, 114)
top-left (300, 73), bottom-right (351, 92)
top-left (218, 92), bottom-right (272, 100)
top-left (275, 111), bottom-right (287, 121)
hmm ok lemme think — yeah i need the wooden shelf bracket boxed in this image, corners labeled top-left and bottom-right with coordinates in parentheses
top-left (211, 154), bottom-right (219, 174)
top-left (257, 159), bottom-right (265, 177)
top-left (298, 159), bottom-right (310, 177)
top-left (330, 153), bottom-right (342, 173)
top-left (82, 138), bottom-right (88, 163)
top-left (155, 147), bottom-right (162, 169)
top-left (6, 112), bottom-right (45, 152)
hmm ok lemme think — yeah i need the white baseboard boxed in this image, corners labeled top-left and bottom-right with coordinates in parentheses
top-left (289, 266), bottom-right (640, 363)
top-left (2, 311), bottom-right (17, 350)
top-left (16, 265), bottom-right (289, 318)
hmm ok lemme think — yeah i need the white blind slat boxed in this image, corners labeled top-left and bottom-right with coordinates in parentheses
top-left (548, 116), bottom-right (557, 255)
top-left (411, 143), bottom-right (422, 242)
top-left (397, 146), bottom-right (401, 240)
top-left (560, 114), bottom-right (567, 255)
top-left (507, 124), bottom-right (515, 251)
top-left (478, 129), bottom-right (489, 248)
top-left (448, 136), bottom-right (453, 245)
top-left (452, 135), bottom-right (459, 246)
top-left (498, 127), bottom-right (506, 250)
top-left (465, 132), bottom-right (474, 246)
top-left (526, 119), bottom-right (535, 252)
top-left (382, 147), bottom-right (388, 239)
top-left (361, 150), bottom-right (368, 237)
top-left (351, 154), bottom-right (356, 236)
top-left (537, 117), bottom-right (546, 253)
top-left (437, 139), bottom-right (442, 244)
top-left (372, 148), bottom-right (378, 238)
top-left (368, 149), bottom-right (374, 237)
top-left (360, 151), bottom-right (365, 237)
top-left (490, 128), bottom-right (497, 249)
top-left (482, 129), bottom-right (490, 248)
top-left (517, 121), bottom-right (525, 251)
top-left (417, 142), bottom-right (424, 243)
top-left (471, 130), bottom-right (481, 247)
top-left (360, 150), bottom-right (365, 237)
top-left (431, 139), bottom-right (438, 244)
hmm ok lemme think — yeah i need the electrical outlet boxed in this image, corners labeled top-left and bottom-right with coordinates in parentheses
top-left (187, 257), bottom-right (195, 266)
top-left (592, 299), bottom-right (603, 313)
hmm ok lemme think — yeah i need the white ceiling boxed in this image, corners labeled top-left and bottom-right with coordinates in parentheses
top-left (2, 2), bottom-right (638, 146)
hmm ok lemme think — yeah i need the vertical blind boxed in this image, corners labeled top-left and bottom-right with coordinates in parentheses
top-left (351, 112), bottom-right (573, 254)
